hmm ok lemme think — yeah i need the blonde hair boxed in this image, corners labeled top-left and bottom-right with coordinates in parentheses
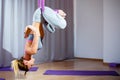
top-left (11, 58), bottom-right (29, 76)
top-left (11, 60), bottom-right (19, 76)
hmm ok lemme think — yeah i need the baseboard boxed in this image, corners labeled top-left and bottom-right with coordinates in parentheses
top-left (74, 57), bottom-right (103, 62)
top-left (74, 57), bottom-right (108, 66)
top-left (74, 57), bottom-right (120, 67)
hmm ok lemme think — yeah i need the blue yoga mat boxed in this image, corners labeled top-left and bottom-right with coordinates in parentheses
top-left (44, 70), bottom-right (120, 76)
top-left (0, 67), bottom-right (38, 71)
top-left (0, 78), bottom-right (5, 80)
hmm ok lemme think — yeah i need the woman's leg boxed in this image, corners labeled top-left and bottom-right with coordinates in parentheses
top-left (43, 6), bottom-right (67, 29)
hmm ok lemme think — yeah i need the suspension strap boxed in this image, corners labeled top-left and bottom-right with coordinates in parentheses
top-left (38, 0), bottom-right (45, 12)
top-left (38, 0), bottom-right (45, 40)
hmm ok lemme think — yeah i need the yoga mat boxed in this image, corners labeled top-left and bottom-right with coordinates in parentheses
top-left (44, 70), bottom-right (120, 76)
top-left (109, 63), bottom-right (120, 67)
top-left (29, 67), bottom-right (38, 71)
top-left (0, 78), bottom-right (5, 80)
top-left (0, 67), bottom-right (38, 71)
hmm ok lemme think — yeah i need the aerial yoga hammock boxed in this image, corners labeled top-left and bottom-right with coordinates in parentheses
top-left (11, 0), bottom-right (67, 76)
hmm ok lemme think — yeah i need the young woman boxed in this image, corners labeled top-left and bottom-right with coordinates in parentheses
top-left (11, 6), bottom-right (67, 76)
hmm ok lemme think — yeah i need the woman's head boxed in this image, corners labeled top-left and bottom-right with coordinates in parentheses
top-left (11, 57), bottom-right (29, 76)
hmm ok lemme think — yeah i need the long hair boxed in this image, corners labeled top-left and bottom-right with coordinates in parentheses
top-left (11, 57), bottom-right (29, 76)
top-left (11, 60), bottom-right (19, 76)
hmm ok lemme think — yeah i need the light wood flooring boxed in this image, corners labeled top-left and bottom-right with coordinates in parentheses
top-left (0, 58), bottom-right (120, 80)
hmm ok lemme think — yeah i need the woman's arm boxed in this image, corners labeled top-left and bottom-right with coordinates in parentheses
top-left (25, 32), bottom-right (39, 54)
top-left (23, 25), bottom-right (40, 60)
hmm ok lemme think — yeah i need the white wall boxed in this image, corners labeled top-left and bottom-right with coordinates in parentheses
top-left (74, 0), bottom-right (103, 59)
top-left (74, 0), bottom-right (120, 63)
top-left (103, 0), bottom-right (120, 63)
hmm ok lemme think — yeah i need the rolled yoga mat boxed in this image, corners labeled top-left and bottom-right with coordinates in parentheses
top-left (0, 67), bottom-right (38, 71)
top-left (44, 70), bottom-right (120, 76)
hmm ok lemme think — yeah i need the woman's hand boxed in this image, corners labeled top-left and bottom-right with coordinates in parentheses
top-left (24, 25), bottom-right (40, 38)
top-left (23, 57), bottom-right (35, 69)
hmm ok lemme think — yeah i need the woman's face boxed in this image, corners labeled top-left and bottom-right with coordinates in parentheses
top-left (23, 58), bottom-right (35, 69)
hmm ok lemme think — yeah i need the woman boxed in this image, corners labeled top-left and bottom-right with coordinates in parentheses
top-left (11, 6), bottom-right (67, 76)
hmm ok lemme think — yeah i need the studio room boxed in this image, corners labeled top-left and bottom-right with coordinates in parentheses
top-left (0, 0), bottom-right (120, 80)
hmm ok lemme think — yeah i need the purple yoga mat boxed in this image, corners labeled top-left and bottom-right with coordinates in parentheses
top-left (109, 63), bottom-right (120, 67)
top-left (44, 70), bottom-right (120, 76)
top-left (0, 67), bottom-right (38, 71)
top-left (0, 78), bottom-right (5, 80)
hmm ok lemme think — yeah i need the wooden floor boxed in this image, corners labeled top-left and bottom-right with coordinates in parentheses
top-left (0, 58), bottom-right (120, 80)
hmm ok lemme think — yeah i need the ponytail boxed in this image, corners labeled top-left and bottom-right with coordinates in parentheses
top-left (11, 57), bottom-right (29, 76)
top-left (11, 60), bottom-right (19, 76)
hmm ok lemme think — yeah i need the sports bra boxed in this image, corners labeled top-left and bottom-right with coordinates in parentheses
top-left (27, 34), bottom-right (43, 50)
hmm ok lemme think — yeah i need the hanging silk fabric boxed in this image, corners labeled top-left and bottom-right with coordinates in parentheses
top-left (38, 0), bottom-right (45, 40)
top-left (38, 0), bottom-right (45, 12)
